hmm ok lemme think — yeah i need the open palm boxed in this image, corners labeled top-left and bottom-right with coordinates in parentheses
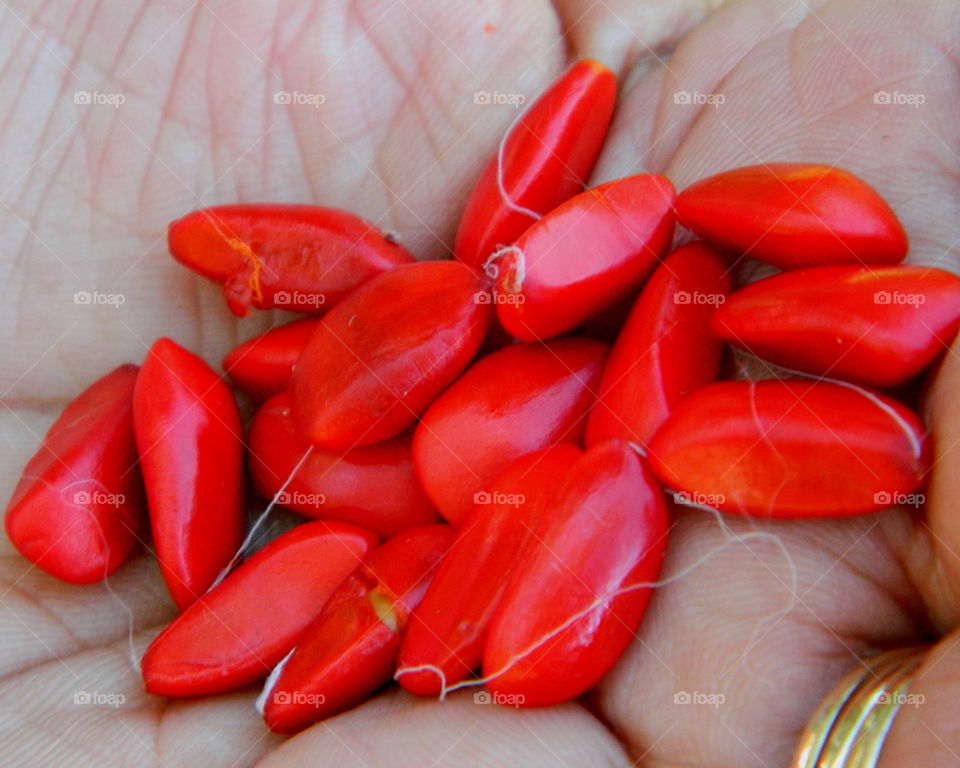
top-left (3, 0), bottom-right (960, 765)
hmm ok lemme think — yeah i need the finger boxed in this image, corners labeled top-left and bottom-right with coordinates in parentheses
top-left (593, 506), bottom-right (930, 767)
top-left (590, 0), bottom-right (815, 182)
top-left (0, 631), bottom-right (281, 768)
top-left (924, 334), bottom-right (960, 617)
top-left (255, 689), bottom-right (629, 768)
top-left (877, 633), bottom-right (960, 768)
top-left (549, 0), bottom-right (726, 74)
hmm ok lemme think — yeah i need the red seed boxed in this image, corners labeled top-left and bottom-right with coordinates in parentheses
top-left (413, 337), bottom-right (607, 526)
top-left (168, 204), bottom-right (413, 316)
top-left (674, 164), bottom-right (908, 269)
top-left (133, 339), bottom-right (245, 610)
top-left (587, 242), bottom-right (731, 448)
top-left (222, 317), bottom-right (321, 401)
top-left (291, 261), bottom-right (492, 450)
top-left (247, 392), bottom-right (438, 536)
top-left (261, 524), bottom-right (454, 733)
top-left (454, 60), bottom-right (617, 273)
top-left (711, 265), bottom-right (960, 388)
top-left (648, 379), bottom-right (930, 517)
top-left (5, 365), bottom-right (145, 584)
top-left (494, 174), bottom-right (676, 341)
top-left (397, 445), bottom-right (582, 697)
top-left (142, 521), bottom-right (378, 697)
top-left (483, 440), bottom-right (669, 707)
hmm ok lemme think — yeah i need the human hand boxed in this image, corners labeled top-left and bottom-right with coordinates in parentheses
top-left (2, 1), bottom-right (960, 765)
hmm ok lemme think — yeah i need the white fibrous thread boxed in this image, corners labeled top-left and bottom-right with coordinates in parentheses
top-left (256, 647), bottom-right (295, 716)
top-left (482, 246), bottom-right (526, 291)
top-left (208, 445), bottom-right (315, 592)
top-left (763, 364), bottom-right (925, 460)
top-left (40, 477), bottom-right (143, 672)
top-left (495, 105), bottom-right (543, 222)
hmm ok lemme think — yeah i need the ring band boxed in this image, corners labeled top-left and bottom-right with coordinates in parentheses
top-left (792, 646), bottom-right (928, 768)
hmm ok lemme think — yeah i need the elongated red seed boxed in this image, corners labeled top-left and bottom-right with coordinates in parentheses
top-left (674, 164), bottom-right (908, 269)
top-left (247, 392), bottom-right (438, 536)
top-left (711, 265), bottom-right (960, 388)
top-left (291, 260), bottom-right (492, 450)
top-left (168, 204), bottom-right (414, 316)
top-left (133, 338), bottom-right (245, 610)
top-left (5, 365), bottom-right (145, 584)
top-left (222, 317), bottom-right (321, 401)
top-left (648, 379), bottom-right (930, 517)
top-left (142, 521), bottom-right (378, 697)
top-left (483, 440), bottom-right (669, 707)
top-left (261, 524), bottom-right (454, 733)
top-left (413, 337), bottom-right (607, 526)
top-left (397, 445), bottom-right (582, 697)
top-left (494, 174), bottom-right (676, 341)
top-left (454, 59), bottom-right (617, 272)
top-left (586, 242), bottom-right (731, 448)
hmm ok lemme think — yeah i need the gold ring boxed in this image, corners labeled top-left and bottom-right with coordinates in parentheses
top-left (792, 646), bottom-right (928, 768)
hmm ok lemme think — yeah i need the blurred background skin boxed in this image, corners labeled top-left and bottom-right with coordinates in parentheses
top-left (2, 1), bottom-right (960, 766)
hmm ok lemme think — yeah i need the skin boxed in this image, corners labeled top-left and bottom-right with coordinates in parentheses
top-left (1, 0), bottom-right (960, 765)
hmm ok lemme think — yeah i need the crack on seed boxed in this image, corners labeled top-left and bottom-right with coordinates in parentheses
top-left (227, 238), bottom-right (264, 304)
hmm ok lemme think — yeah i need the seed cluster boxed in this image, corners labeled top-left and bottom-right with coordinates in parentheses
top-left (5, 59), bottom-right (957, 736)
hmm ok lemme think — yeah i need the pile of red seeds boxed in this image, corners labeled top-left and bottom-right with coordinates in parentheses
top-left (6, 59), bottom-right (958, 734)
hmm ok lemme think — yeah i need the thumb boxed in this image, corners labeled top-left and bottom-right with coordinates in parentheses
top-left (877, 632), bottom-right (960, 767)
top-left (922, 334), bottom-right (960, 624)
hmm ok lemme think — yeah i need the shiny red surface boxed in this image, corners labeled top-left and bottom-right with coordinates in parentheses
top-left (398, 445), bottom-right (582, 697)
top-left (495, 174), bottom-right (676, 341)
top-left (587, 242), bottom-right (731, 448)
top-left (5, 365), bottom-right (145, 583)
top-left (675, 164), bottom-right (908, 268)
top-left (168, 204), bottom-right (413, 316)
top-left (133, 338), bottom-right (245, 609)
top-left (648, 379), bottom-right (930, 516)
top-left (713, 265), bottom-right (960, 387)
top-left (262, 524), bottom-right (453, 733)
top-left (483, 441), bottom-right (669, 707)
top-left (248, 392), bottom-right (438, 536)
top-left (142, 520), bottom-right (378, 697)
top-left (291, 261), bottom-right (491, 449)
top-left (454, 59), bottom-right (617, 273)
top-left (222, 317), bottom-right (321, 401)
top-left (413, 337), bottom-right (607, 526)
